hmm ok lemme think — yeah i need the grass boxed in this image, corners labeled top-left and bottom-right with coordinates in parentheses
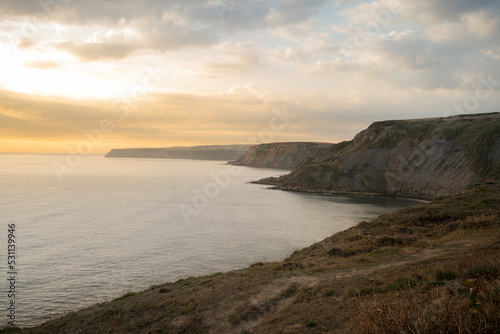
top-left (111, 291), bottom-right (137, 302)
top-left (435, 269), bottom-right (457, 281)
top-left (351, 247), bottom-right (500, 333)
top-left (325, 290), bottom-right (334, 296)
top-left (0, 328), bottom-right (22, 333)
top-left (351, 282), bottom-right (499, 334)
top-left (305, 321), bottom-right (317, 328)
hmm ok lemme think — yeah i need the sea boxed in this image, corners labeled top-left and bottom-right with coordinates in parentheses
top-left (0, 154), bottom-right (419, 327)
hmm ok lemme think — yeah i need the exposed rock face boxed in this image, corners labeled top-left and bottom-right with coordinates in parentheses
top-left (257, 113), bottom-right (500, 199)
top-left (232, 142), bottom-right (333, 169)
top-left (105, 145), bottom-right (251, 161)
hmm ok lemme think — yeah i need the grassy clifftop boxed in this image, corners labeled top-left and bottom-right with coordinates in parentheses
top-left (353, 113), bottom-right (500, 177)
top-left (258, 113), bottom-right (500, 199)
top-left (10, 182), bottom-right (499, 333)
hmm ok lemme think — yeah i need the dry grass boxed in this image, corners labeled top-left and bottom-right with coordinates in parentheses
top-left (352, 283), bottom-right (499, 334)
top-left (351, 248), bottom-right (500, 334)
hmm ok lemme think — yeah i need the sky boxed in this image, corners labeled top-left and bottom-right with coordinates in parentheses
top-left (0, 0), bottom-right (499, 153)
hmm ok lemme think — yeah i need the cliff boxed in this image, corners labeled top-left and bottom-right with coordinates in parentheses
top-left (105, 145), bottom-right (251, 161)
top-left (256, 113), bottom-right (500, 199)
top-left (232, 142), bottom-right (333, 169)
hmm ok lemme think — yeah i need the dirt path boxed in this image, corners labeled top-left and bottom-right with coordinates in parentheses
top-left (233, 235), bottom-right (494, 333)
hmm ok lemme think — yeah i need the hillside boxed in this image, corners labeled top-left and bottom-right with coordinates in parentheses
top-left (256, 113), bottom-right (500, 199)
top-left (105, 145), bottom-right (251, 161)
top-left (11, 182), bottom-right (500, 333)
top-left (232, 142), bottom-right (333, 169)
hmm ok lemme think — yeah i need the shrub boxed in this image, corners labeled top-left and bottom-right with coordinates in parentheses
top-left (250, 262), bottom-right (264, 267)
top-left (306, 321), bottom-right (317, 328)
top-left (351, 284), bottom-right (500, 334)
top-left (436, 270), bottom-right (457, 281)
top-left (457, 249), bottom-right (500, 280)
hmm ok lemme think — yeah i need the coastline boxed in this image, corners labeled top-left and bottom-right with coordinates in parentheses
top-left (251, 178), bottom-right (436, 202)
top-left (16, 182), bottom-right (500, 333)
top-left (265, 185), bottom-right (432, 202)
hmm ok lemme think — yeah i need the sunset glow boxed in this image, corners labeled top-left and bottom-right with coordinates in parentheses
top-left (1, 0), bottom-right (499, 153)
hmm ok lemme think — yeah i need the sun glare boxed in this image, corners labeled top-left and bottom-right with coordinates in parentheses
top-left (6, 67), bottom-right (132, 99)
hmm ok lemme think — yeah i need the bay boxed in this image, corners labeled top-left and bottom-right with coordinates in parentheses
top-left (0, 154), bottom-right (418, 326)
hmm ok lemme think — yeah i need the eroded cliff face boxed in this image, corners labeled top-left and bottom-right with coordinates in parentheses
top-left (105, 145), bottom-right (251, 161)
top-left (232, 142), bottom-right (333, 169)
top-left (258, 113), bottom-right (500, 199)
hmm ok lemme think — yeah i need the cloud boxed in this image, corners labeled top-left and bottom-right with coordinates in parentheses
top-left (187, 0), bottom-right (328, 32)
top-left (308, 58), bottom-right (358, 74)
top-left (226, 82), bottom-right (263, 96)
top-left (321, 0), bottom-right (500, 92)
top-left (338, 0), bottom-right (403, 25)
top-left (400, 0), bottom-right (498, 23)
top-left (426, 9), bottom-right (500, 46)
top-left (54, 41), bottom-right (140, 61)
top-left (201, 41), bottom-right (263, 74)
top-left (0, 87), bottom-right (274, 141)
top-left (144, 24), bottom-right (219, 52)
top-left (17, 38), bottom-right (35, 49)
top-left (45, 21), bottom-right (219, 61)
top-left (0, 90), bottom-right (102, 138)
top-left (23, 59), bottom-right (61, 69)
top-left (270, 0), bottom-right (329, 25)
top-left (0, 0), bottom-right (326, 29)
top-left (270, 46), bottom-right (310, 66)
top-left (372, 32), bottom-right (444, 70)
top-left (0, 0), bottom-right (339, 62)
top-left (0, 0), bottom-right (171, 24)
top-left (0, 85), bottom-right (371, 152)
top-left (0, 1), bottom-right (221, 59)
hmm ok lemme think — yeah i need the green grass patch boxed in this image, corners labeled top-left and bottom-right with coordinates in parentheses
top-left (270, 316), bottom-right (283, 324)
top-left (465, 265), bottom-right (499, 279)
top-left (112, 292), bottom-right (137, 302)
top-left (392, 278), bottom-right (417, 288)
top-left (0, 327), bottom-right (22, 333)
top-left (435, 270), bottom-right (457, 281)
top-left (370, 248), bottom-right (400, 256)
top-left (306, 321), bottom-right (317, 328)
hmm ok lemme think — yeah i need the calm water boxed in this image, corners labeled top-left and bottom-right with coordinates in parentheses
top-left (0, 154), bottom-right (418, 326)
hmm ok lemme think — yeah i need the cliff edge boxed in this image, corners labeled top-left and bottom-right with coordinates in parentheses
top-left (232, 142), bottom-right (333, 169)
top-left (256, 113), bottom-right (500, 199)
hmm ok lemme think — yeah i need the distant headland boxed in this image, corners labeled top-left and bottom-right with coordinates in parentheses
top-left (105, 144), bottom-right (252, 161)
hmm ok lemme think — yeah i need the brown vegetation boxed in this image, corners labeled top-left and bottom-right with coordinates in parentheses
top-left (351, 249), bottom-right (500, 334)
